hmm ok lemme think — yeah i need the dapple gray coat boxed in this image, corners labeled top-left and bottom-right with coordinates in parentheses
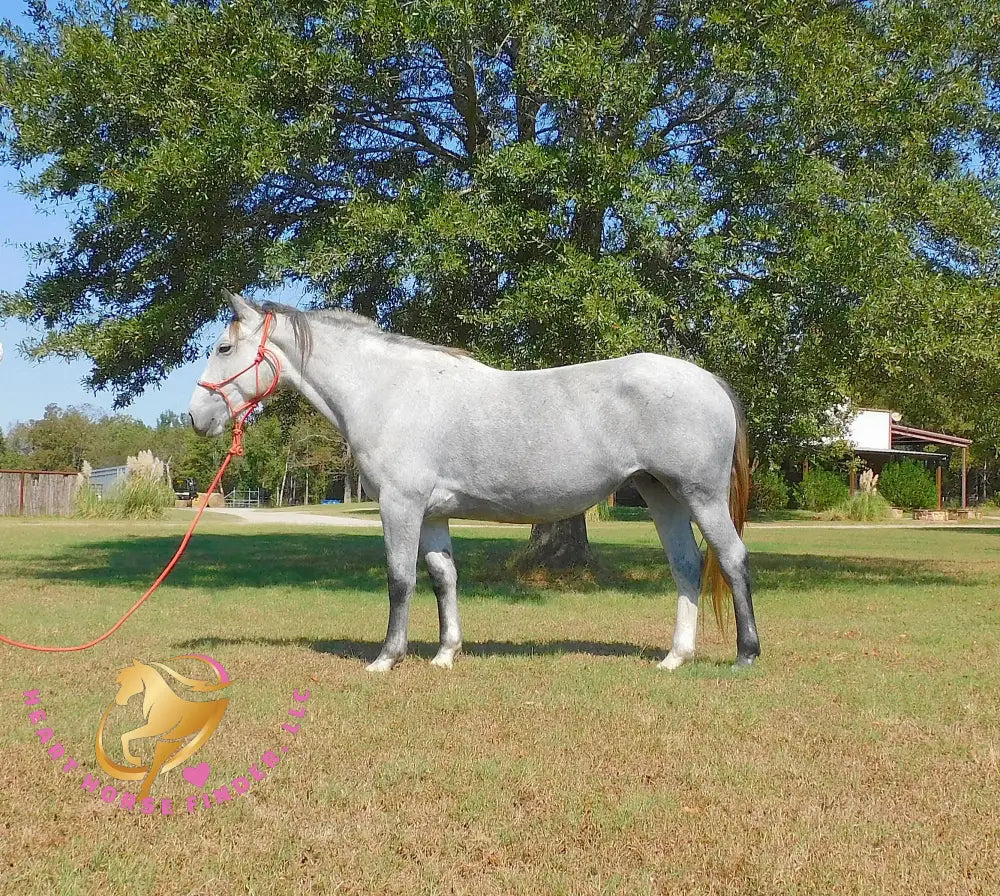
top-left (189, 292), bottom-right (761, 671)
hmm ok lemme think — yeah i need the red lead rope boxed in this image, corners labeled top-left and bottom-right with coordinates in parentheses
top-left (0, 313), bottom-right (280, 653)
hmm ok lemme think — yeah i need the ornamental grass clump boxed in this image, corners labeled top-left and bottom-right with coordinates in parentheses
top-left (73, 461), bottom-right (103, 518)
top-left (74, 451), bottom-right (175, 520)
top-left (827, 469), bottom-right (893, 521)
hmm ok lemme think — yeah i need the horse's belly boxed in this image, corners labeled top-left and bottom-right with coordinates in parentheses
top-left (425, 470), bottom-right (630, 524)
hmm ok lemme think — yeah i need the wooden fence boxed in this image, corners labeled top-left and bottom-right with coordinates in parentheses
top-left (0, 470), bottom-right (80, 517)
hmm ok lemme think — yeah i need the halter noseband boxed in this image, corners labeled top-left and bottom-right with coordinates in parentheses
top-left (197, 311), bottom-right (280, 456)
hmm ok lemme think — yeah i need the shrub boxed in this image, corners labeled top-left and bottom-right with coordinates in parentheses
top-left (827, 491), bottom-right (893, 522)
top-left (877, 460), bottom-right (938, 509)
top-left (750, 469), bottom-right (790, 514)
top-left (794, 468), bottom-right (849, 512)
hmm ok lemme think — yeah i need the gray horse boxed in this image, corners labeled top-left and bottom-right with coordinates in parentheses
top-left (189, 291), bottom-right (760, 671)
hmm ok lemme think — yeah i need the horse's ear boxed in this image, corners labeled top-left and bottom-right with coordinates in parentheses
top-left (222, 288), bottom-right (253, 321)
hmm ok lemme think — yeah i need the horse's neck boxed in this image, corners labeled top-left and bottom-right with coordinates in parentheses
top-left (275, 316), bottom-right (396, 442)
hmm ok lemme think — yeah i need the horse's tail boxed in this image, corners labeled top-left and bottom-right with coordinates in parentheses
top-left (701, 378), bottom-right (750, 630)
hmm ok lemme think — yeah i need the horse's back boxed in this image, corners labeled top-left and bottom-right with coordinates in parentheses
top-left (405, 352), bottom-right (737, 521)
top-left (465, 352), bottom-right (734, 441)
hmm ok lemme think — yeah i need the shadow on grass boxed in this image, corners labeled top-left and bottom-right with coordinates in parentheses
top-left (170, 636), bottom-right (760, 674)
top-left (910, 525), bottom-right (1000, 535)
top-left (170, 634), bottom-right (664, 662)
top-left (19, 530), bottom-right (970, 604)
top-left (751, 552), bottom-right (961, 591)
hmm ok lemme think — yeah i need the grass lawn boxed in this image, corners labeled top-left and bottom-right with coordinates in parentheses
top-left (1, 514), bottom-right (999, 895)
top-left (264, 500), bottom-right (383, 516)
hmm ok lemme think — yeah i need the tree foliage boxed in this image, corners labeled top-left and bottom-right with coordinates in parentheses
top-left (1, 0), bottom-right (999, 472)
top-left (235, 391), bottom-right (347, 502)
top-left (5, 403), bottom-right (145, 469)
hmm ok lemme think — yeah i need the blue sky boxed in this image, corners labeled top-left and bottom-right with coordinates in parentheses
top-left (0, 168), bottom-right (214, 431)
top-left (0, 0), bottom-right (307, 433)
top-left (0, 0), bottom-right (201, 433)
top-left (0, 0), bottom-right (207, 434)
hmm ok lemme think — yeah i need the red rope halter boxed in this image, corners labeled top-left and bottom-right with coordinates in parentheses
top-left (196, 311), bottom-right (281, 456)
top-left (0, 312), bottom-right (281, 653)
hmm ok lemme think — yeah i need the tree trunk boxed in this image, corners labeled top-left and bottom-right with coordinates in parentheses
top-left (278, 453), bottom-right (290, 507)
top-left (343, 444), bottom-right (353, 503)
top-left (521, 513), bottom-right (594, 572)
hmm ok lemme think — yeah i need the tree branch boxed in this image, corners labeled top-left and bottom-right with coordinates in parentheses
top-left (339, 113), bottom-right (468, 167)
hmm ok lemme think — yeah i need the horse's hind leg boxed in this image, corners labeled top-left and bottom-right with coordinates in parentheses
top-left (687, 496), bottom-right (761, 667)
top-left (420, 518), bottom-right (462, 669)
top-left (633, 474), bottom-right (703, 671)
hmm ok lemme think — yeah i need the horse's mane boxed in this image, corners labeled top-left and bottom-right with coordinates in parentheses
top-left (248, 299), bottom-right (473, 362)
top-left (230, 299), bottom-right (314, 362)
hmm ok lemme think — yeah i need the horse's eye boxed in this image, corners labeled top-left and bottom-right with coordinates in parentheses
top-left (218, 344), bottom-right (233, 355)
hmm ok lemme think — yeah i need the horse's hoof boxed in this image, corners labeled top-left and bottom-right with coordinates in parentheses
top-left (657, 652), bottom-right (689, 671)
top-left (365, 656), bottom-right (401, 672)
top-left (732, 654), bottom-right (758, 669)
top-left (430, 648), bottom-right (460, 670)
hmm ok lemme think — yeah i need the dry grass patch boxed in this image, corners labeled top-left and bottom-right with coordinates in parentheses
top-left (1, 517), bottom-right (999, 894)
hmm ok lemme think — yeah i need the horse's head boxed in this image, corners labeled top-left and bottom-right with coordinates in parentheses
top-left (189, 290), bottom-right (278, 438)
top-left (113, 659), bottom-right (149, 706)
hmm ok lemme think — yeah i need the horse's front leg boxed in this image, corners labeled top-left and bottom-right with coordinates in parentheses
top-left (420, 518), bottom-right (462, 669)
top-left (366, 493), bottom-right (423, 672)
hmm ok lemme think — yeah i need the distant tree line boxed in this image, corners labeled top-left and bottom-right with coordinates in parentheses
top-left (0, 394), bottom-right (360, 505)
